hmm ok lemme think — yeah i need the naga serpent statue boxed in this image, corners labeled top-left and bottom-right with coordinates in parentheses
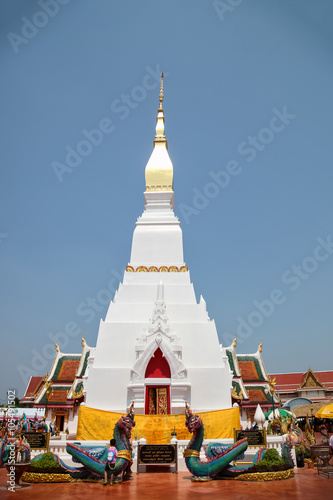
top-left (184, 403), bottom-right (294, 480)
top-left (13, 413), bottom-right (32, 436)
top-left (66, 401), bottom-right (135, 480)
top-left (0, 435), bottom-right (31, 467)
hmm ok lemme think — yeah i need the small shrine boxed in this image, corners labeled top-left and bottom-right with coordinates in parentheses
top-left (222, 337), bottom-right (279, 425)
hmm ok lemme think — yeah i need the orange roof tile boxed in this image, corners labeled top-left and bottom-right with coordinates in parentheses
top-left (49, 390), bottom-right (69, 403)
top-left (57, 360), bottom-right (80, 382)
top-left (238, 361), bottom-right (260, 381)
top-left (247, 389), bottom-right (268, 403)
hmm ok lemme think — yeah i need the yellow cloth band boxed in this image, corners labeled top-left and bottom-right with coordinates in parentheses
top-left (76, 406), bottom-right (241, 443)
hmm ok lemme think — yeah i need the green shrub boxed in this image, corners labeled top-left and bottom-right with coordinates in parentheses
top-left (254, 448), bottom-right (284, 469)
top-left (30, 452), bottom-right (61, 469)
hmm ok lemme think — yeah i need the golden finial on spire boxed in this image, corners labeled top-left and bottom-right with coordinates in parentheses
top-left (55, 340), bottom-right (59, 352)
top-left (258, 339), bottom-right (263, 353)
top-left (81, 335), bottom-right (86, 348)
top-left (159, 72), bottom-right (164, 107)
top-left (232, 334), bottom-right (237, 348)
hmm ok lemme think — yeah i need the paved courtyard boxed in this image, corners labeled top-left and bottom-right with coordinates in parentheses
top-left (0, 466), bottom-right (331, 500)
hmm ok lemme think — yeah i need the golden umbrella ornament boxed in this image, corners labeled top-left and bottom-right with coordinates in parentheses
top-left (315, 404), bottom-right (333, 419)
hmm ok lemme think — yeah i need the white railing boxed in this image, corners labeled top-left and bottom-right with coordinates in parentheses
top-left (31, 434), bottom-right (292, 471)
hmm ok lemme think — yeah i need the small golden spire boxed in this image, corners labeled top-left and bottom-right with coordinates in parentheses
top-left (154, 72), bottom-right (167, 146)
top-left (232, 334), bottom-right (237, 348)
top-left (55, 340), bottom-right (59, 352)
top-left (81, 335), bottom-right (86, 348)
top-left (258, 339), bottom-right (263, 353)
top-left (145, 72), bottom-right (173, 192)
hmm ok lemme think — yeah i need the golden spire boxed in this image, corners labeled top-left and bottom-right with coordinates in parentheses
top-left (81, 335), bottom-right (86, 348)
top-left (232, 334), bottom-right (237, 348)
top-left (145, 72), bottom-right (173, 192)
top-left (55, 340), bottom-right (59, 352)
top-left (154, 73), bottom-right (166, 145)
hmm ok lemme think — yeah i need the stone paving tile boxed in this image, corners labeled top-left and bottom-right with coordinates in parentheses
top-left (0, 467), bottom-right (331, 499)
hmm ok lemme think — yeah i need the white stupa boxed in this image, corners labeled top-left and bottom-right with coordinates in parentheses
top-left (84, 75), bottom-right (232, 415)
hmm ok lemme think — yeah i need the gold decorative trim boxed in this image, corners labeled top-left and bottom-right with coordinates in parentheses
top-left (191, 476), bottom-right (212, 482)
top-left (300, 367), bottom-right (324, 388)
top-left (183, 449), bottom-right (200, 458)
top-left (235, 469), bottom-right (294, 482)
top-left (146, 185), bottom-right (173, 192)
top-left (126, 265), bottom-right (189, 273)
top-left (22, 472), bottom-right (76, 483)
top-left (51, 409), bottom-right (70, 422)
top-left (231, 386), bottom-right (243, 400)
top-left (137, 266), bottom-right (148, 272)
top-left (73, 389), bottom-right (83, 399)
top-left (117, 450), bottom-right (132, 461)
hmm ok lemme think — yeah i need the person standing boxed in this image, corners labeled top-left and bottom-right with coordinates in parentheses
top-left (104, 438), bottom-right (118, 486)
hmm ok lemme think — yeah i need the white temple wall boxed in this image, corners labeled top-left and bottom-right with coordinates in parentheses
top-left (92, 321), bottom-right (226, 371)
top-left (113, 282), bottom-right (197, 306)
top-left (105, 302), bottom-right (208, 323)
top-left (130, 224), bottom-right (184, 268)
top-left (85, 366), bottom-right (133, 412)
top-left (187, 369), bottom-right (232, 411)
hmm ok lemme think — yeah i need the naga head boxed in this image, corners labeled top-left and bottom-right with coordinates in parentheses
top-left (185, 402), bottom-right (202, 433)
top-left (118, 401), bottom-right (135, 438)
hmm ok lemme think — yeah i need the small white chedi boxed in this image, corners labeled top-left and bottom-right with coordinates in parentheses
top-left (254, 404), bottom-right (266, 429)
top-left (84, 75), bottom-right (233, 414)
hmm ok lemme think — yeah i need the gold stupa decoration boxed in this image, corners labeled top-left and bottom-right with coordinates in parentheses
top-left (145, 72), bottom-right (173, 192)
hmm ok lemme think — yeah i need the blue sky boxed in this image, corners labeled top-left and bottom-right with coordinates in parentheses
top-left (1, 0), bottom-right (332, 404)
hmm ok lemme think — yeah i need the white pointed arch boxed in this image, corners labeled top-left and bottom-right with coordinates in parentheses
top-left (131, 336), bottom-right (186, 382)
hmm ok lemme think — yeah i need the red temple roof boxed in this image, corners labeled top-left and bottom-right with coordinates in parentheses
top-left (271, 370), bottom-right (333, 391)
top-left (20, 376), bottom-right (43, 403)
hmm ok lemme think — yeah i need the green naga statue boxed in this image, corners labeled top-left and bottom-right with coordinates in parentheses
top-left (183, 403), bottom-right (294, 480)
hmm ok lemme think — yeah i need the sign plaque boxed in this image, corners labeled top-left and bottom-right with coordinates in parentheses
top-left (137, 444), bottom-right (177, 473)
top-left (22, 432), bottom-right (50, 450)
top-left (234, 429), bottom-right (266, 447)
